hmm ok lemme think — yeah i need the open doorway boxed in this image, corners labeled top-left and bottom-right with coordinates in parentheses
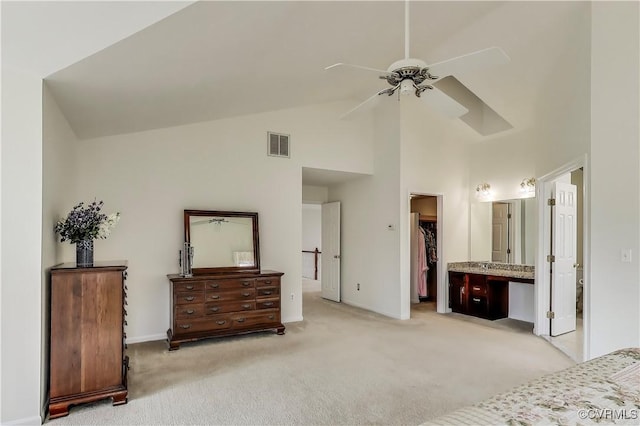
top-left (409, 194), bottom-right (443, 316)
top-left (536, 158), bottom-right (587, 362)
top-left (302, 203), bottom-right (322, 293)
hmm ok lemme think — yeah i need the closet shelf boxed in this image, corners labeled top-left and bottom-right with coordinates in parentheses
top-left (419, 214), bottom-right (437, 223)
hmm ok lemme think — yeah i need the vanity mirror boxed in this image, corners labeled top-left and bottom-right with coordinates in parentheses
top-left (184, 210), bottom-right (260, 274)
top-left (470, 197), bottom-right (536, 264)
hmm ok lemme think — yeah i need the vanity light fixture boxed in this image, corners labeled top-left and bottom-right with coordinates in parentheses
top-left (475, 182), bottom-right (491, 197)
top-left (520, 177), bottom-right (536, 193)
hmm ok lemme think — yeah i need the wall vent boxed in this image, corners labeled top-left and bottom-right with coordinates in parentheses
top-left (267, 132), bottom-right (290, 158)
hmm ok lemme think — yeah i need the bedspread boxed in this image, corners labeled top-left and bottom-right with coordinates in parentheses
top-left (423, 348), bottom-right (640, 426)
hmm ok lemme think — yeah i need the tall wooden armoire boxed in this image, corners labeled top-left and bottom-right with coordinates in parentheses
top-left (49, 262), bottom-right (128, 419)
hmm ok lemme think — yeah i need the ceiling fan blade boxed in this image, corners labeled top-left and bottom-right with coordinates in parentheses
top-left (420, 87), bottom-right (469, 118)
top-left (426, 47), bottom-right (510, 78)
top-left (339, 88), bottom-right (393, 120)
top-left (325, 63), bottom-right (392, 76)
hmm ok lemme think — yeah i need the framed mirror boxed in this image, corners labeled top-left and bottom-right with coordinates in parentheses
top-left (184, 210), bottom-right (260, 274)
top-left (470, 197), bottom-right (536, 265)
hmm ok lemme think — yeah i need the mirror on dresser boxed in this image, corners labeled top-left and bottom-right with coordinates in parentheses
top-left (470, 197), bottom-right (536, 265)
top-left (184, 210), bottom-right (260, 274)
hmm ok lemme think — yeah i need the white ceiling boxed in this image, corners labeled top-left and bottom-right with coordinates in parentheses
top-left (43, 1), bottom-right (591, 141)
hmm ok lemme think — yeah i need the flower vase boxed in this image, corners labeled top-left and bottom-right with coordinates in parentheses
top-left (76, 240), bottom-right (94, 267)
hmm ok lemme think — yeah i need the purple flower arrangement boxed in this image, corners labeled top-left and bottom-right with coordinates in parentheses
top-left (54, 200), bottom-right (120, 243)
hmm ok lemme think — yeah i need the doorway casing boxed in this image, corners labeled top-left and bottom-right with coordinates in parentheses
top-left (534, 154), bottom-right (589, 361)
top-left (405, 192), bottom-right (445, 317)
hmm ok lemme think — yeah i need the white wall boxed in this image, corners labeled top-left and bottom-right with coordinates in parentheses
top-left (71, 101), bottom-right (371, 342)
top-left (40, 85), bottom-right (79, 421)
top-left (400, 97), bottom-right (473, 316)
top-left (329, 101), bottom-right (402, 318)
top-left (302, 204), bottom-right (321, 279)
top-left (589, 1), bottom-right (640, 357)
top-left (302, 185), bottom-right (328, 204)
top-left (1, 3), bottom-right (201, 422)
top-left (1, 66), bottom-right (44, 425)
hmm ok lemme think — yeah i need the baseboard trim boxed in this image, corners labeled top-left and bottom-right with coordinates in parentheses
top-left (283, 315), bottom-right (303, 323)
top-left (341, 298), bottom-right (402, 320)
top-left (3, 415), bottom-right (42, 425)
top-left (126, 333), bottom-right (166, 344)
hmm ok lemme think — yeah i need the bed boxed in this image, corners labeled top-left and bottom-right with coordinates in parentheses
top-left (423, 348), bottom-right (640, 426)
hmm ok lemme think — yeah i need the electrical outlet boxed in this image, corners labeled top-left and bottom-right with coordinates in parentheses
top-left (357, 283), bottom-right (360, 291)
top-left (290, 292), bottom-right (294, 300)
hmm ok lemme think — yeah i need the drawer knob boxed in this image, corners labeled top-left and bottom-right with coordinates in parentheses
top-left (236, 318), bottom-right (246, 323)
top-left (209, 307), bottom-right (220, 312)
top-left (268, 315), bottom-right (275, 320)
top-left (209, 295), bottom-right (220, 300)
top-left (263, 302), bottom-right (274, 307)
top-left (185, 296), bottom-right (195, 302)
top-left (473, 298), bottom-right (481, 303)
top-left (216, 320), bottom-right (226, 325)
top-left (264, 280), bottom-right (272, 284)
top-left (210, 283), bottom-right (219, 288)
top-left (186, 309), bottom-right (195, 314)
top-left (262, 291), bottom-right (272, 296)
top-left (185, 285), bottom-right (194, 290)
top-left (241, 304), bottom-right (251, 309)
top-left (242, 281), bottom-right (251, 287)
top-left (473, 286), bottom-right (481, 291)
top-left (180, 324), bottom-right (191, 329)
top-left (242, 292), bottom-right (251, 297)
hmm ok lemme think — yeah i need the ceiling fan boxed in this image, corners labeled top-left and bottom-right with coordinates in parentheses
top-left (325, 1), bottom-right (510, 120)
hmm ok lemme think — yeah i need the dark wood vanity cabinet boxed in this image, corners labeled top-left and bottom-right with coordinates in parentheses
top-left (448, 271), bottom-right (511, 320)
top-left (449, 272), bottom-right (467, 313)
top-left (167, 270), bottom-right (285, 350)
top-left (49, 263), bottom-right (128, 419)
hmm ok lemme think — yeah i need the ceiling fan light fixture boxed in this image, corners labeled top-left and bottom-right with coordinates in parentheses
top-left (400, 80), bottom-right (414, 96)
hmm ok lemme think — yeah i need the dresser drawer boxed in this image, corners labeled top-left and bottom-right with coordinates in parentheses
top-left (206, 278), bottom-right (255, 291)
top-left (175, 303), bottom-right (205, 319)
top-left (174, 281), bottom-right (205, 293)
top-left (206, 289), bottom-right (255, 302)
top-left (256, 299), bottom-right (279, 310)
top-left (205, 301), bottom-right (255, 315)
top-left (230, 311), bottom-right (280, 329)
top-left (256, 277), bottom-right (280, 287)
top-left (256, 287), bottom-right (279, 298)
top-left (175, 316), bottom-right (231, 334)
top-left (174, 292), bottom-right (205, 305)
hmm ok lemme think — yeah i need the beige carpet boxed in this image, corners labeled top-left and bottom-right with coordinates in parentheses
top-left (48, 291), bottom-right (574, 425)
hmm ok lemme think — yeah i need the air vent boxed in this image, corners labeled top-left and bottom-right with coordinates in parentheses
top-left (267, 132), bottom-right (290, 158)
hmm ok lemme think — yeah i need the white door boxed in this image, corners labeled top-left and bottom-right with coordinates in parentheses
top-left (321, 202), bottom-right (341, 302)
top-left (492, 202), bottom-right (510, 263)
top-left (551, 182), bottom-right (577, 336)
top-left (410, 213), bottom-right (419, 303)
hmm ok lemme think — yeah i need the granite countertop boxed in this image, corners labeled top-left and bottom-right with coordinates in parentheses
top-left (448, 261), bottom-right (535, 280)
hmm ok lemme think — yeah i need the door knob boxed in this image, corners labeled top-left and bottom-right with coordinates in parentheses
top-left (573, 263), bottom-right (580, 268)
top-left (334, 255), bottom-right (340, 259)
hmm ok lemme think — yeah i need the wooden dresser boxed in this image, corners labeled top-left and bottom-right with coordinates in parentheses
top-left (49, 262), bottom-right (128, 419)
top-left (167, 271), bottom-right (285, 350)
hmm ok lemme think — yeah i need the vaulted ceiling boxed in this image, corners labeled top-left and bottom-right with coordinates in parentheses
top-left (44, 1), bottom-right (591, 140)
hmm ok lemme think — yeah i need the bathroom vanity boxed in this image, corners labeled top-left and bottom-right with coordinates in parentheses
top-left (448, 262), bottom-right (534, 320)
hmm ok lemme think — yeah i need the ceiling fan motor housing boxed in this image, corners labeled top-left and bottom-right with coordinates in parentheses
top-left (382, 58), bottom-right (438, 89)
top-left (380, 58), bottom-right (438, 96)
